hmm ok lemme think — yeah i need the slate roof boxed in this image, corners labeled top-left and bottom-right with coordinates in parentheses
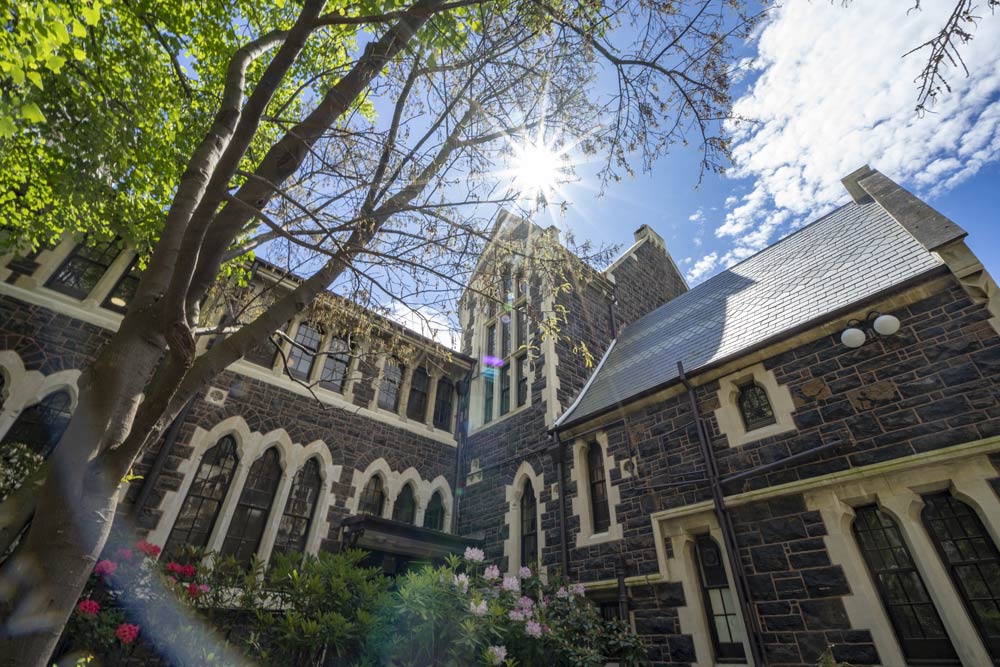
top-left (555, 199), bottom-right (945, 428)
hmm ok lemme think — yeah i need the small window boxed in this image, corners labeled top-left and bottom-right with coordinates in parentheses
top-left (286, 323), bottom-right (321, 380)
top-left (499, 363), bottom-right (511, 416)
top-left (516, 356), bottom-right (528, 407)
top-left (221, 447), bottom-right (282, 568)
top-left (737, 382), bottom-right (776, 432)
top-left (922, 492), bottom-right (1000, 660)
top-left (695, 534), bottom-right (746, 663)
top-left (587, 442), bottom-right (611, 534)
top-left (432, 378), bottom-right (454, 431)
top-left (272, 457), bottom-right (322, 558)
top-left (486, 323), bottom-right (497, 358)
top-left (244, 323), bottom-right (286, 368)
top-left (483, 372), bottom-right (494, 423)
top-left (424, 491), bottom-right (446, 531)
top-left (165, 436), bottom-right (239, 557)
top-left (102, 257), bottom-right (140, 313)
top-left (853, 505), bottom-right (958, 664)
top-left (319, 338), bottom-right (350, 392)
top-left (1, 390), bottom-right (72, 457)
top-left (378, 359), bottom-right (404, 412)
top-left (500, 314), bottom-right (511, 357)
top-left (359, 476), bottom-right (385, 516)
top-left (46, 236), bottom-right (122, 299)
top-left (407, 367), bottom-right (430, 421)
top-left (392, 484), bottom-right (417, 524)
top-left (520, 479), bottom-right (538, 568)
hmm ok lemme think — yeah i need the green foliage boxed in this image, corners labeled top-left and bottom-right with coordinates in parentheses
top-left (0, 441), bottom-right (44, 499)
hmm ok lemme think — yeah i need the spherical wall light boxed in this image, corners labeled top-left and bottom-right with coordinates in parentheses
top-left (873, 313), bottom-right (900, 336)
top-left (841, 327), bottom-right (866, 348)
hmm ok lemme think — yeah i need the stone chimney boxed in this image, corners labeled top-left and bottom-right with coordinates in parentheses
top-left (634, 224), bottom-right (667, 252)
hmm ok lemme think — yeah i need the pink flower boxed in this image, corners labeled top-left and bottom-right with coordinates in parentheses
top-left (508, 609), bottom-right (525, 621)
top-left (115, 623), bottom-right (140, 645)
top-left (187, 582), bottom-right (201, 597)
top-left (484, 564), bottom-right (500, 581)
top-left (470, 599), bottom-right (488, 616)
top-left (135, 540), bottom-right (161, 558)
top-left (198, 584), bottom-right (211, 594)
top-left (542, 624), bottom-right (552, 634)
top-left (556, 586), bottom-right (569, 599)
top-left (487, 645), bottom-right (507, 665)
top-left (464, 546), bottom-right (485, 563)
top-left (518, 596), bottom-right (534, 611)
top-left (166, 562), bottom-right (182, 575)
top-left (115, 547), bottom-right (134, 562)
top-left (571, 583), bottom-right (586, 596)
top-left (76, 599), bottom-right (100, 617)
top-left (94, 559), bottom-right (117, 578)
top-left (518, 566), bottom-right (532, 579)
top-left (180, 564), bottom-right (197, 578)
top-left (501, 575), bottom-right (520, 593)
top-left (525, 620), bottom-right (543, 638)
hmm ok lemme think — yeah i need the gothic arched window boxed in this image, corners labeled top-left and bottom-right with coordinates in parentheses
top-left (922, 492), bottom-right (1000, 660)
top-left (1, 390), bottom-right (72, 457)
top-left (424, 491), bottom-right (446, 531)
top-left (165, 435), bottom-right (239, 557)
top-left (737, 382), bottom-right (775, 431)
top-left (222, 447), bottom-right (282, 568)
top-left (695, 534), bottom-right (746, 663)
top-left (587, 442), bottom-right (611, 534)
top-left (520, 479), bottom-right (537, 568)
top-left (853, 505), bottom-right (958, 664)
top-left (273, 457), bottom-right (323, 557)
top-left (393, 484), bottom-right (417, 524)
top-left (359, 475), bottom-right (386, 517)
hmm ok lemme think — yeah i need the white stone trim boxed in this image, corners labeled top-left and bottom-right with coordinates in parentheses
top-left (346, 457), bottom-right (454, 531)
top-left (503, 461), bottom-right (547, 575)
top-left (713, 363), bottom-right (796, 448)
top-left (571, 432), bottom-right (623, 547)
top-left (650, 509), bottom-right (754, 667)
top-left (804, 454), bottom-right (1000, 667)
top-left (149, 416), bottom-right (341, 563)
top-left (0, 350), bottom-right (80, 441)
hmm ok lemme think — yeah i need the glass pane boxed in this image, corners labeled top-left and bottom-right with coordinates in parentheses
top-left (46, 237), bottom-right (122, 299)
top-left (320, 338), bottom-right (350, 391)
top-left (424, 492), bottom-right (445, 531)
top-left (393, 485), bottom-right (416, 524)
top-left (273, 458), bottom-right (322, 557)
top-left (433, 378), bottom-right (454, 431)
top-left (406, 368), bottom-right (429, 421)
top-left (1, 390), bottom-right (72, 457)
top-left (222, 448), bottom-right (281, 568)
top-left (360, 476), bottom-right (385, 516)
top-left (378, 360), bottom-right (403, 411)
top-left (738, 383), bottom-right (776, 431)
top-left (165, 436), bottom-right (239, 557)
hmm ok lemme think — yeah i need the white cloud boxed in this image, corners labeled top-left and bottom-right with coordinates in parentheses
top-left (688, 208), bottom-right (705, 223)
top-left (714, 0), bottom-right (1000, 272)
top-left (685, 252), bottom-right (718, 284)
top-left (389, 302), bottom-right (459, 349)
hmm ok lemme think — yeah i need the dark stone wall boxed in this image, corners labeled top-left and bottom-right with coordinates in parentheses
top-left (607, 237), bottom-right (688, 329)
top-left (0, 293), bottom-right (460, 550)
top-left (551, 277), bottom-right (1000, 667)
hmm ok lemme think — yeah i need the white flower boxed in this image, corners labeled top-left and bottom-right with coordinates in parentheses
top-left (484, 564), bottom-right (500, 581)
top-left (464, 546), bottom-right (485, 563)
top-left (571, 583), bottom-right (586, 596)
top-left (518, 566), bottom-right (532, 579)
top-left (470, 599), bottom-right (488, 616)
top-left (518, 596), bottom-right (534, 610)
top-left (487, 645), bottom-right (507, 665)
top-left (556, 587), bottom-right (569, 599)
top-left (525, 620), bottom-right (543, 638)
top-left (508, 609), bottom-right (525, 621)
top-left (501, 575), bottom-right (520, 593)
top-left (454, 573), bottom-right (470, 594)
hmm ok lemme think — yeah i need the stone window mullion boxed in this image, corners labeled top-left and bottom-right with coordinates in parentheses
top-left (425, 371), bottom-right (440, 427)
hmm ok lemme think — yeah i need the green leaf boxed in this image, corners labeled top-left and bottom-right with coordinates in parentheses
top-left (0, 116), bottom-right (15, 138)
top-left (26, 71), bottom-right (43, 89)
top-left (81, 5), bottom-right (101, 25)
top-left (73, 47), bottom-right (86, 61)
top-left (20, 102), bottom-right (45, 123)
top-left (45, 55), bottom-right (66, 72)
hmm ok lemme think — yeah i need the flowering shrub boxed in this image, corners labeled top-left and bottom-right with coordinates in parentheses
top-left (360, 551), bottom-right (647, 667)
top-left (0, 441), bottom-right (44, 500)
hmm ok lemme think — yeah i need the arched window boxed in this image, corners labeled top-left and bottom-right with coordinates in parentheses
top-left (694, 534), bottom-right (746, 663)
top-left (737, 382), bottom-right (775, 431)
top-left (393, 484), bottom-right (417, 524)
top-left (424, 491), bottom-right (446, 531)
top-left (853, 505), bottom-right (958, 664)
top-left (359, 475), bottom-right (386, 517)
top-left (273, 458), bottom-right (322, 557)
top-left (222, 447), bottom-right (282, 568)
top-left (587, 442), bottom-right (611, 534)
top-left (1, 390), bottom-right (72, 457)
top-left (165, 435), bottom-right (239, 557)
top-left (520, 479), bottom-right (537, 568)
top-left (922, 492), bottom-right (1000, 660)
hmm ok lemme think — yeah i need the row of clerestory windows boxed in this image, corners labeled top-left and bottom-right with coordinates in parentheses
top-left (480, 267), bottom-right (529, 426)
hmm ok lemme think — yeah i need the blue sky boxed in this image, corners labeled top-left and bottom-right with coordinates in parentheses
top-left (541, 0), bottom-right (1000, 286)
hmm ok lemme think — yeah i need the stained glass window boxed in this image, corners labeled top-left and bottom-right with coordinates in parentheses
top-left (221, 448), bottom-right (282, 568)
top-left (922, 492), bottom-right (1000, 660)
top-left (165, 436), bottom-right (239, 557)
top-left (737, 382), bottom-right (775, 431)
top-left (853, 505), bottom-right (958, 664)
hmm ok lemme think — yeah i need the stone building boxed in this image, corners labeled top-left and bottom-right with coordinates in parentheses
top-left (2, 165), bottom-right (1000, 666)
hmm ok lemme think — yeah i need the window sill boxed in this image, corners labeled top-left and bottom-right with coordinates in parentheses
top-left (575, 525), bottom-right (623, 548)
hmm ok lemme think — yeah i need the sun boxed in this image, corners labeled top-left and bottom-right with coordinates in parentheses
top-left (508, 139), bottom-right (570, 204)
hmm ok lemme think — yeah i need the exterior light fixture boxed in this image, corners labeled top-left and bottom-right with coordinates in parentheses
top-left (840, 311), bottom-right (901, 348)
